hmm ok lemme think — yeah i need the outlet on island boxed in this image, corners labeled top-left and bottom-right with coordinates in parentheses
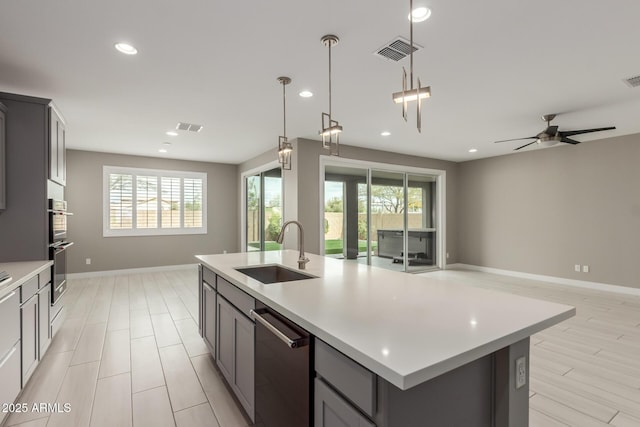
top-left (86, 258), bottom-right (91, 265)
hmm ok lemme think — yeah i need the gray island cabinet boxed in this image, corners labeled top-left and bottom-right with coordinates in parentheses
top-left (197, 250), bottom-right (575, 427)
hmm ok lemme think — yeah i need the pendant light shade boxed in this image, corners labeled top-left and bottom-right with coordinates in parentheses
top-left (319, 34), bottom-right (342, 156)
top-left (393, 0), bottom-right (431, 133)
top-left (277, 76), bottom-right (292, 170)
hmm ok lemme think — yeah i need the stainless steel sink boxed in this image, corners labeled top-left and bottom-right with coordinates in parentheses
top-left (235, 264), bottom-right (315, 284)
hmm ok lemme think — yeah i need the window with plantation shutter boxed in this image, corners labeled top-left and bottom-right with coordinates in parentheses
top-left (103, 166), bottom-right (207, 236)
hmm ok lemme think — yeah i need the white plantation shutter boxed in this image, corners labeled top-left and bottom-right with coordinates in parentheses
top-left (103, 166), bottom-right (207, 236)
top-left (161, 177), bottom-right (181, 228)
top-left (109, 173), bottom-right (133, 229)
top-left (184, 178), bottom-right (203, 228)
top-left (137, 176), bottom-right (158, 228)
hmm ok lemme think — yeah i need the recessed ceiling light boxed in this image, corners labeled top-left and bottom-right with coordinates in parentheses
top-left (166, 131), bottom-right (178, 137)
top-left (163, 142), bottom-right (171, 146)
top-left (381, 131), bottom-right (391, 136)
top-left (158, 148), bottom-right (168, 153)
top-left (299, 90), bottom-right (313, 98)
top-left (408, 7), bottom-right (432, 22)
top-left (468, 148), bottom-right (478, 153)
top-left (114, 42), bottom-right (138, 55)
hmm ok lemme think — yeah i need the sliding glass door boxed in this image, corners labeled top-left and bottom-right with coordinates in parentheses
top-left (323, 166), bottom-right (368, 259)
top-left (323, 162), bottom-right (441, 273)
top-left (245, 167), bottom-right (283, 252)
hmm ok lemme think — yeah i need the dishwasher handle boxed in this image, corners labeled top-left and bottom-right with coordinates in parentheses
top-left (250, 308), bottom-right (309, 349)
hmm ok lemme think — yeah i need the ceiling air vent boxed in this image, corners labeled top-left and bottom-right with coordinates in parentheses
top-left (176, 122), bottom-right (203, 132)
top-left (374, 36), bottom-right (422, 62)
top-left (623, 75), bottom-right (640, 88)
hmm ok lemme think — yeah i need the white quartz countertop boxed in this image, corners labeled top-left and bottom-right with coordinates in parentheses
top-left (0, 260), bottom-right (53, 299)
top-left (196, 250), bottom-right (575, 390)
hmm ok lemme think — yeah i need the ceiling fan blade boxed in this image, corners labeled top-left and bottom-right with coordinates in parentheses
top-left (561, 137), bottom-right (581, 145)
top-left (560, 126), bottom-right (616, 137)
top-left (514, 141), bottom-right (537, 151)
top-left (494, 137), bottom-right (537, 143)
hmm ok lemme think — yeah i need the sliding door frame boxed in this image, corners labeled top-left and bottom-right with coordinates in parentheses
top-left (319, 156), bottom-right (447, 271)
top-left (240, 160), bottom-right (283, 252)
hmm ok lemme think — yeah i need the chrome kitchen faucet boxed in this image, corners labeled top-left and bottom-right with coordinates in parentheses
top-left (276, 220), bottom-right (310, 269)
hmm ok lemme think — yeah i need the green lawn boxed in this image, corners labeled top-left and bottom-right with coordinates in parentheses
top-left (325, 239), bottom-right (376, 255)
top-left (249, 239), bottom-right (377, 255)
top-left (247, 241), bottom-right (282, 251)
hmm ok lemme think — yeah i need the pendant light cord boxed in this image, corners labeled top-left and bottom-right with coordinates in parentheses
top-left (282, 81), bottom-right (287, 138)
top-left (410, 0), bottom-right (414, 90)
top-left (328, 39), bottom-right (332, 118)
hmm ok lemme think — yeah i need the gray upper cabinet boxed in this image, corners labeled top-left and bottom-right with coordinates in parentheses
top-left (49, 106), bottom-right (66, 186)
top-left (0, 102), bottom-right (6, 210)
top-left (0, 92), bottom-right (67, 262)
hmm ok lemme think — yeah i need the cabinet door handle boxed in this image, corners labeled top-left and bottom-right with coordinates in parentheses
top-left (0, 346), bottom-right (17, 369)
top-left (0, 291), bottom-right (16, 305)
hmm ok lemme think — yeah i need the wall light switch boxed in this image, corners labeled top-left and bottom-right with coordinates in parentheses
top-left (582, 265), bottom-right (589, 273)
top-left (574, 264), bottom-right (581, 272)
top-left (516, 356), bottom-right (527, 389)
top-left (86, 258), bottom-right (91, 265)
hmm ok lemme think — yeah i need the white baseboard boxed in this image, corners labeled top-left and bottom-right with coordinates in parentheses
top-left (67, 263), bottom-right (197, 279)
top-left (444, 263), bottom-right (640, 297)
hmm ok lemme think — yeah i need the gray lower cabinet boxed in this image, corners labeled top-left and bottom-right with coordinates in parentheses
top-left (20, 293), bottom-right (38, 385)
top-left (0, 289), bottom-right (21, 425)
top-left (202, 280), bottom-right (216, 355)
top-left (38, 284), bottom-right (51, 356)
top-left (216, 296), bottom-right (255, 422)
top-left (315, 378), bottom-right (376, 427)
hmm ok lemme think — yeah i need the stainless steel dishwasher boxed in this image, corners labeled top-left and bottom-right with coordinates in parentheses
top-left (250, 301), bottom-right (311, 427)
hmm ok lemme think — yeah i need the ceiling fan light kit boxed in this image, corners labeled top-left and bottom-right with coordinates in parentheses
top-left (319, 34), bottom-right (342, 156)
top-left (277, 76), bottom-right (293, 170)
top-left (494, 114), bottom-right (616, 151)
top-left (393, 0), bottom-right (431, 133)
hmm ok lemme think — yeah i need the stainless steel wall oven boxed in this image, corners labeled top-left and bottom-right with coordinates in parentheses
top-left (48, 199), bottom-right (73, 305)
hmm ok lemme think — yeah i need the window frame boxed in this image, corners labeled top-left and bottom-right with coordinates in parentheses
top-left (103, 165), bottom-right (207, 237)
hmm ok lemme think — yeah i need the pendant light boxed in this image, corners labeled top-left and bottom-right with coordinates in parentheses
top-left (277, 76), bottom-right (293, 170)
top-left (392, 0), bottom-right (431, 132)
top-left (319, 34), bottom-right (342, 156)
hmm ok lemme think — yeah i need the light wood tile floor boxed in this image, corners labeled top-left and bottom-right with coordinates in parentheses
top-left (424, 269), bottom-right (640, 427)
top-left (3, 267), bottom-right (639, 427)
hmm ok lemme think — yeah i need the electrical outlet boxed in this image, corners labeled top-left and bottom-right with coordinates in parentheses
top-left (86, 258), bottom-right (91, 265)
top-left (582, 265), bottom-right (589, 273)
top-left (223, 250), bottom-right (227, 254)
top-left (446, 252), bottom-right (450, 259)
top-left (516, 356), bottom-right (527, 389)
top-left (574, 264), bottom-right (581, 272)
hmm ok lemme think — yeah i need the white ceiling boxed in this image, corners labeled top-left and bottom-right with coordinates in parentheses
top-left (1, 0), bottom-right (639, 164)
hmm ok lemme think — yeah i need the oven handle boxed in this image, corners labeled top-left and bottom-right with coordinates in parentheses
top-left (250, 308), bottom-right (309, 349)
top-left (48, 210), bottom-right (74, 215)
top-left (51, 241), bottom-right (74, 251)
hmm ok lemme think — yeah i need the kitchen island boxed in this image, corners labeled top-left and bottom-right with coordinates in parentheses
top-left (197, 250), bottom-right (574, 427)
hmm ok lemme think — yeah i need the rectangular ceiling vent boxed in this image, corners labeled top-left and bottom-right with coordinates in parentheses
top-left (374, 36), bottom-right (422, 62)
top-left (623, 75), bottom-right (640, 88)
top-left (176, 122), bottom-right (203, 132)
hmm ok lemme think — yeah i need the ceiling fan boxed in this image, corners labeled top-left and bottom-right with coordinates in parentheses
top-left (494, 114), bottom-right (616, 151)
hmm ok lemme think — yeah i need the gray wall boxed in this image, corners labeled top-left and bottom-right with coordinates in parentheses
top-left (239, 138), bottom-right (460, 260)
top-left (457, 133), bottom-right (640, 289)
top-left (66, 150), bottom-right (239, 273)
